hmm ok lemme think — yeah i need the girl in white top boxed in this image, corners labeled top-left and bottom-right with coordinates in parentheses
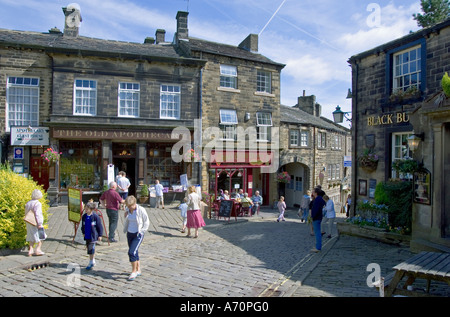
top-left (123, 195), bottom-right (149, 281)
top-left (186, 186), bottom-right (205, 238)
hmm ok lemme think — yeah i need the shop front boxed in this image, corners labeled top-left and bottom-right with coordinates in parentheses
top-left (208, 150), bottom-right (274, 205)
top-left (49, 127), bottom-right (191, 204)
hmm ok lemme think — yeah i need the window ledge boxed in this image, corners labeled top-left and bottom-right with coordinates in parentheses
top-left (217, 87), bottom-right (241, 93)
top-left (254, 92), bottom-right (275, 98)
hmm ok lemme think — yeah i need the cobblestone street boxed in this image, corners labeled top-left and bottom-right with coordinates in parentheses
top-left (2, 203), bottom-right (436, 300)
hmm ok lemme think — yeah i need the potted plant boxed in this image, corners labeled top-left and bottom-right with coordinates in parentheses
top-left (139, 184), bottom-right (149, 204)
top-left (392, 158), bottom-right (418, 176)
top-left (358, 148), bottom-right (379, 172)
top-left (389, 86), bottom-right (421, 104)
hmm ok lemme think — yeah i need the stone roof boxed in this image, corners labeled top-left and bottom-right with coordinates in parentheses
top-left (184, 37), bottom-right (285, 68)
top-left (0, 28), bottom-right (203, 64)
top-left (280, 104), bottom-right (349, 133)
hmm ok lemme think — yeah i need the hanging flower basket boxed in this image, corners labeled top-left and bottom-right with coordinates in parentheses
top-left (184, 149), bottom-right (200, 162)
top-left (276, 171), bottom-right (291, 183)
top-left (41, 148), bottom-right (61, 165)
top-left (358, 149), bottom-right (378, 172)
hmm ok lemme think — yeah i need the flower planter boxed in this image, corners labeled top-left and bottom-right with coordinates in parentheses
top-left (361, 163), bottom-right (378, 173)
top-left (337, 222), bottom-right (410, 246)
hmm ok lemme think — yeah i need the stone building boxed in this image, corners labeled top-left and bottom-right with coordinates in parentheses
top-left (175, 12), bottom-right (285, 204)
top-left (1, 5), bottom-right (205, 203)
top-left (280, 92), bottom-right (351, 210)
top-left (349, 18), bottom-right (450, 252)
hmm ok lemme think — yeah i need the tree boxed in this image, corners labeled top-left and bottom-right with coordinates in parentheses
top-left (413, 0), bottom-right (450, 28)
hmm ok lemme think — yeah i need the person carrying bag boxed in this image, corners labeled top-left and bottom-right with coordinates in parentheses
top-left (24, 189), bottom-right (46, 256)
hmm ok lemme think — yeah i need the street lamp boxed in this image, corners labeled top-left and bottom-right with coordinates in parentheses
top-left (407, 133), bottom-right (424, 153)
top-left (333, 106), bottom-right (352, 124)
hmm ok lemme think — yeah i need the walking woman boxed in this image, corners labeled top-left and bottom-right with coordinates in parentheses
top-left (123, 195), bottom-right (149, 281)
top-left (186, 186), bottom-right (205, 238)
top-left (24, 189), bottom-right (46, 256)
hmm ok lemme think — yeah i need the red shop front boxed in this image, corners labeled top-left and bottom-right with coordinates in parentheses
top-left (208, 150), bottom-right (274, 206)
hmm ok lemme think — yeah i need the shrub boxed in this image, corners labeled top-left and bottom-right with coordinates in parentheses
top-left (0, 164), bottom-right (49, 249)
top-left (376, 180), bottom-right (413, 234)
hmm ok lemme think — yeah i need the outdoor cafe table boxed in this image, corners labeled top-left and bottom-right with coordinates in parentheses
top-left (384, 251), bottom-right (450, 297)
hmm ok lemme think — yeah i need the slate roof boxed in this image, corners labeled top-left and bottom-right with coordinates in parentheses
top-left (0, 28), bottom-right (203, 64)
top-left (185, 37), bottom-right (285, 68)
top-left (280, 104), bottom-right (349, 133)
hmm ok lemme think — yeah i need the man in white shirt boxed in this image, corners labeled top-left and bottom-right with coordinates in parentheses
top-left (154, 179), bottom-right (164, 209)
top-left (117, 171), bottom-right (131, 210)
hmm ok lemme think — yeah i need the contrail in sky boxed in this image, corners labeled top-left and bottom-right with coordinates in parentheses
top-left (259, 0), bottom-right (286, 36)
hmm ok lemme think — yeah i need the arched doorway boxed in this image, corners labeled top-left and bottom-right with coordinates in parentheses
top-left (282, 162), bottom-right (309, 208)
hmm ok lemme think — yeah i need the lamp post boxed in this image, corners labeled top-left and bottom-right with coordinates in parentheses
top-left (333, 105), bottom-right (352, 124)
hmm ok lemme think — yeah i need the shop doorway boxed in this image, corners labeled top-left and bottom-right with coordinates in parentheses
top-left (113, 143), bottom-right (137, 196)
top-left (30, 157), bottom-right (49, 191)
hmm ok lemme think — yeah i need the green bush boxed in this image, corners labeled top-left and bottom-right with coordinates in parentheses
top-left (375, 180), bottom-right (412, 234)
top-left (0, 164), bottom-right (49, 249)
top-left (374, 182), bottom-right (389, 205)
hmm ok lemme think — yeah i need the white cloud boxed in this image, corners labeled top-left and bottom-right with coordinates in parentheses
top-left (339, 3), bottom-right (420, 55)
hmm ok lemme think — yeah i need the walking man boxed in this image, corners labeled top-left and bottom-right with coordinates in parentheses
top-left (311, 187), bottom-right (326, 252)
top-left (155, 179), bottom-right (165, 209)
top-left (100, 182), bottom-right (125, 242)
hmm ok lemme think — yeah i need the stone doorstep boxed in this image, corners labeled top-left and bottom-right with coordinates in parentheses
top-left (337, 222), bottom-right (411, 246)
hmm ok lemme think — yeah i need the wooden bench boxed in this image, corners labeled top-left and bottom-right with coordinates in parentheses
top-left (379, 251), bottom-right (450, 297)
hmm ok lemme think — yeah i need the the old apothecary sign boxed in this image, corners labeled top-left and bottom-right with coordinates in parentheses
top-left (367, 112), bottom-right (409, 126)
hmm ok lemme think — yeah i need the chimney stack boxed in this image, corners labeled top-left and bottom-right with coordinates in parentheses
top-left (238, 34), bottom-right (258, 52)
top-left (62, 3), bottom-right (82, 37)
top-left (297, 94), bottom-right (322, 117)
top-left (176, 11), bottom-right (189, 41)
top-left (155, 29), bottom-right (166, 44)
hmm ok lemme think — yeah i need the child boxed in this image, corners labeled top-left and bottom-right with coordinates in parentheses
top-left (179, 198), bottom-right (188, 233)
top-left (81, 202), bottom-right (103, 270)
top-left (277, 196), bottom-right (286, 222)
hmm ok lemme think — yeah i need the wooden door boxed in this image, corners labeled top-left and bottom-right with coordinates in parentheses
top-left (30, 157), bottom-right (49, 191)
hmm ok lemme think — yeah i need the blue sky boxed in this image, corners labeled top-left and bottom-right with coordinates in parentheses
top-left (0, 0), bottom-right (423, 126)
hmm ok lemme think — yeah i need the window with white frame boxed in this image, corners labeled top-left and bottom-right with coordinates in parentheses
top-left (256, 70), bottom-right (271, 93)
top-left (290, 130), bottom-right (299, 147)
top-left (74, 79), bottom-right (97, 115)
top-left (392, 132), bottom-right (413, 179)
top-left (332, 134), bottom-right (342, 150)
top-left (220, 65), bottom-right (237, 89)
top-left (219, 109), bottom-right (238, 140)
top-left (256, 112), bottom-right (272, 141)
top-left (300, 130), bottom-right (309, 147)
top-left (6, 77), bottom-right (39, 131)
top-left (393, 45), bottom-right (421, 92)
top-left (318, 132), bottom-right (326, 149)
top-left (118, 82), bottom-right (140, 117)
top-left (160, 84), bottom-right (180, 119)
